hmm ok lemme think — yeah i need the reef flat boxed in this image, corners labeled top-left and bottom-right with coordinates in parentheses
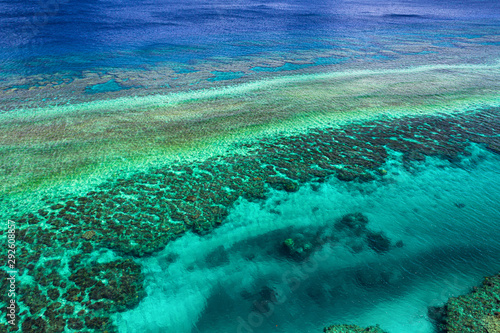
top-left (0, 102), bottom-right (499, 331)
top-left (1, 62), bottom-right (500, 199)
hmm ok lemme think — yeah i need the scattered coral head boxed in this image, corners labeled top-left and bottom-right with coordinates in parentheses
top-left (82, 230), bottom-right (96, 240)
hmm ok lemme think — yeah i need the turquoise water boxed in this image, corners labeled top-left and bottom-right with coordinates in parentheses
top-left (115, 147), bottom-right (500, 332)
top-left (251, 63), bottom-right (313, 72)
top-left (85, 79), bottom-right (128, 94)
top-left (208, 71), bottom-right (246, 81)
top-left (1, 0), bottom-right (500, 332)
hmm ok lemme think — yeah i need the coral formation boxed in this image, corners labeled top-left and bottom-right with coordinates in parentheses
top-left (281, 212), bottom-right (399, 261)
top-left (282, 235), bottom-right (314, 259)
top-left (430, 272), bottom-right (500, 333)
top-left (0, 259), bottom-right (144, 332)
top-left (366, 231), bottom-right (392, 254)
top-left (1, 108), bottom-right (499, 331)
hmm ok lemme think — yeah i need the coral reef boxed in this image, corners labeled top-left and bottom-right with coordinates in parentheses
top-left (1, 108), bottom-right (499, 331)
top-left (432, 272), bottom-right (500, 333)
top-left (282, 236), bottom-right (314, 260)
top-left (0, 259), bottom-right (144, 332)
top-left (280, 212), bottom-right (400, 262)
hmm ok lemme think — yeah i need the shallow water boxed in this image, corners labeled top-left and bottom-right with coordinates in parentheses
top-left (116, 148), bottom-right (500, 332)
top-left (1, 0), bottom-right (500, 332)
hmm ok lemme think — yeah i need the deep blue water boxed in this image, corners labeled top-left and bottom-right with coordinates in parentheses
top-left (1, 0), bottom-right (499, 77)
